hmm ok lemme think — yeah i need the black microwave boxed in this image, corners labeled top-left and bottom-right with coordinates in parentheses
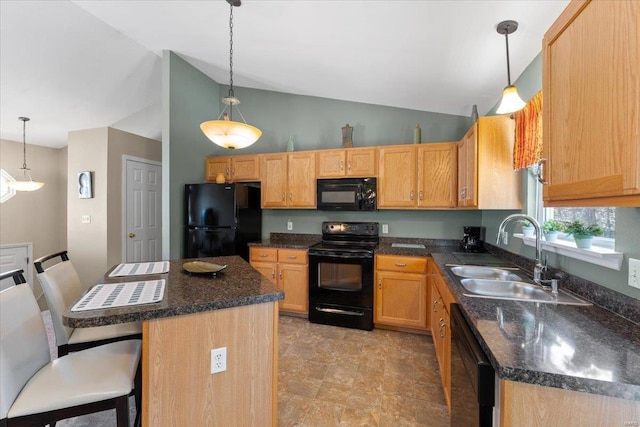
top-left (316, 178), bottom-right (377, 211)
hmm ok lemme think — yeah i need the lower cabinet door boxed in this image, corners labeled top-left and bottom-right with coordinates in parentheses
top-left (375, 270), bottom-right (427, 329)
top-left (279, 263), bottom-right (308, 314)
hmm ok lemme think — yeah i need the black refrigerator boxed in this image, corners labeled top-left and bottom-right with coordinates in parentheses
top-left (183, 183), bottom-right (262, 261)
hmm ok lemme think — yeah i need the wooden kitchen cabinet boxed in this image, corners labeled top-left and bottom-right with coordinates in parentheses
top-left (428, 260), bottom-right (454, 409)
top-left (378, 143), bottom-right (458, 209)
top-left (317, 147), bottom-right (377, 178)
top-left (417, 143), bottom-right (458, 208)
top-left (205, 154), bottom-right (260, 182)
top-left (457, 116), bottom-right (521, 209)
top-left (261, 152), bottom-right (316, 208)
top-left (250, 247), bottom-right (308, 315)
top-left (374, 255), bottom-right (428, 331)
top-left (542, 0), bottom-right (640, 207)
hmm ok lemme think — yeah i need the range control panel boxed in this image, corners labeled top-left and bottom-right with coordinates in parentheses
top-left (322, 222), bottom-right (379, 237)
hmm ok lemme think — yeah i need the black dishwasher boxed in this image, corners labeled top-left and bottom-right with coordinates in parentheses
top-left (450, 303), bottom-right (495, 427)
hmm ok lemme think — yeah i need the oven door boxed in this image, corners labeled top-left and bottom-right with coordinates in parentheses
top-left (308, 251), bottom-right (374, 330)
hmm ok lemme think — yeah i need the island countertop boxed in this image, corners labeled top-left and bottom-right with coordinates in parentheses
top-left (63, 256), bottom-right (284, 328)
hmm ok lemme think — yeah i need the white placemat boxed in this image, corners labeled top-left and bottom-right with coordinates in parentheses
top-left (108, 261), bottom-right (170, 277)
top-left (71, 280), bottom-right (165, 312)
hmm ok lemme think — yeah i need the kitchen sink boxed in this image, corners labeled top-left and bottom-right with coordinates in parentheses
top-left (449, 266), bottom-right (521, 281)
top-left (458, 278), bottom-right (592, 306)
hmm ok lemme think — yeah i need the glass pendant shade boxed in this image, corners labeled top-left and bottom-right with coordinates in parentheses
top-left (496, 85), bottom-right (526, 115)
top-left (7, 169), bottom-right (44, 191)
top-left (6, 117), bottom-right (44, 192)
top-left (200, 116), bottom-right (262, 150)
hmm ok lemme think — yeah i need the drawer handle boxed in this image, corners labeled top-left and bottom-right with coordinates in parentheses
top-left (271, 269), bottom-right (275, 279)
top-left (259, 253), bottom-right (269, 257)
top-left (281, 193), bottom-right (285, 201)
top-left (394, 263), bottom-right (407, 267)
top-left (340, 161), bottom-right (344, 171)
top-left (348, 160), bottom-right (352, 170)
top-left (287, 255), bottom-right (297, 259)
top-left (279, 271), bottom-right (283, 280)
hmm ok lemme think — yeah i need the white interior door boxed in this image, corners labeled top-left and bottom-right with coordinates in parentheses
top-left (0, 243), bottom-right (32, 291)
top-left (124, 157), bottom-right (162, 262)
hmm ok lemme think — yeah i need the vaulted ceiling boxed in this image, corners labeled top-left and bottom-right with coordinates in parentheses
top-left (0, 0), bottom-right (569, 148)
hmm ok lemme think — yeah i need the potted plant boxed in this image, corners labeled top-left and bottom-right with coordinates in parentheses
top-left (518, 219), bottom-right (535, 237)
top-left (564, 220), bottom-right (604, 249)
top-left (542, 219), bottom-right (564, 242)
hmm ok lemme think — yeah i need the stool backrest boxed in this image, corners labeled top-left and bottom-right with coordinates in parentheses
top-left (0, 283), bottom-right (50, 419)
top-left (35, 254), bottom-right (83, 347)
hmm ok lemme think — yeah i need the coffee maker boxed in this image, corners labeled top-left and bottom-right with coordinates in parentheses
top-left (460, 226), bottom-right (485, 252)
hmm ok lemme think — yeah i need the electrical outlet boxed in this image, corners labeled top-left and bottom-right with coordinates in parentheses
top-left (629, 258), bottom-right (640, 289)
top-left (287, 220), bottom-right (293, 231)
top-left (382, 224), bottom-right (389, 234)
top-left (211, 347), bottom-right (227, 374)
top-left (81, 215), bottom-right (91, 224)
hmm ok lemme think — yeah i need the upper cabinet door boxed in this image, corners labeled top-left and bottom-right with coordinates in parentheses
top-left (206, 157), bottom-right (230, 182)
top-left (288, 152), bottom-right (317, 208)
top-left (231, 155), bottom-right (260, 181)
top-left (317, 150), bottom-right (346, 178)
top-left (417, 143), bottom-right (458, 208)
top-left (346, 148), bottom-right (377, 177)
top-left (542, 0), bottom-right (640, 206)
top-left (378, 146), bottom-right (417, 208)
top-left (261, 154), bottom-right (288, 208)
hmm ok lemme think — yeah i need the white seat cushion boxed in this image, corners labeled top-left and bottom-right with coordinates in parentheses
top-left (68, 321), bottom-right (141, 345)
top-left (7, 339), bottom-right (141, 418)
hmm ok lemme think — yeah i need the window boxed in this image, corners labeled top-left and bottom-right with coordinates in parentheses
top-left (0, 169), bottom-right (17, 203)
top-left (525, 169), bottom-right (622, 269)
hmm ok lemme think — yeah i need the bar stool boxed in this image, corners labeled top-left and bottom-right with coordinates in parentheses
top-left (34, 251), bottom-right (141, 356)
top-left (0, 269), bottom-right (141, 427)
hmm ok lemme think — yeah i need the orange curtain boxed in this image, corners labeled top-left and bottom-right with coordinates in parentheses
top-left (513, 91), bottom-right (543, 170)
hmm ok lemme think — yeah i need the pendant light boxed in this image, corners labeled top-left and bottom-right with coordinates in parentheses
top-left (495, 20), bottom-right (526, 115)
top-left (6, 117), bottom-right (44, 192)
top-left (200, 0), bottom-right (262, 149)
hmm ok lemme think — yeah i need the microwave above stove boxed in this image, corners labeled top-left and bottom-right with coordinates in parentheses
top-left (316, 178), bottom-right (377, 211)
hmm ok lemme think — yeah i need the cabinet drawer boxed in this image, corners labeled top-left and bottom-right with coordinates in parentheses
top-left (376, 255), bottom-right (427, 273)
top-left (249, 247), bottom-right (278, 263)
top-left (278, 249), bottom-right (308, 265)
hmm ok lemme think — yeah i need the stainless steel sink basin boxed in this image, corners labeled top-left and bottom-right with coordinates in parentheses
top-left (450, 266), bottom-right (521, 281)
top-left (459, 278), bottom-right (592, 306)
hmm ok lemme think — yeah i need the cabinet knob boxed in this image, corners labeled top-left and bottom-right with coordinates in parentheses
top-left (279, 271), bottom-right (283, 280)
top-left (128, 233), bottom-right (135, 238)
top-left (271, 269), bottom-right (275, 279)
top-left (378, 279), bottom-right (382, 289)
top-left (410, 191), bottom-right (414, 200)
top-left (289, 193), bottom-right (293, 201)
top-left (340, 161), bottom-right (344, 171)
top-left (419, 191), bottom-right (423, 200)
top-left (348, 160), bottom-right (352, 170)
top-left (281, 193), bottom-right (285, 201)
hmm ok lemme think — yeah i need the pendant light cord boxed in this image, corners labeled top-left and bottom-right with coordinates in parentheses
top-left (19, 117), bottom-right (30, 170)
top-left (504, 27), bottom-right (512, 86)
top-left (228, 2), bottom-right (235, 102)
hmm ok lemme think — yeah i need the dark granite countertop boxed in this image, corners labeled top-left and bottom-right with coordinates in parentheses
top-left (431, 252), bottom-right (640, 401)
top-left (249, 233), bottom-right (321, 250)
top-left (63, 256), bottom-right (284, 328)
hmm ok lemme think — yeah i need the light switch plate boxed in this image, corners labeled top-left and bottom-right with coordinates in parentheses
top-left (382, 224), bottom-right (389, 234)
top-left (629, 258), bottom-right (640, 289)
top-left (81, 215), bottom-right (91, 224)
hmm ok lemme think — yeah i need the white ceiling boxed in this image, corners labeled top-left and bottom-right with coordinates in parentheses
top-left (0, 0), bottom-right (569, 149)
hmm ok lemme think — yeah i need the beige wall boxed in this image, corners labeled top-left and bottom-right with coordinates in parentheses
top-left (0, 138), bottom-right (67, 306)
top-left (67, 127), bottom-right (161, 287)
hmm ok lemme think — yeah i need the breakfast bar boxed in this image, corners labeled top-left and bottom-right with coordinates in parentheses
top-left (63, 256), bottom-right (284, 427)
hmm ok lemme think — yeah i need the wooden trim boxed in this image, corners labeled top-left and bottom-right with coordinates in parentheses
top-left (271, 305), bottom-right (279, 427)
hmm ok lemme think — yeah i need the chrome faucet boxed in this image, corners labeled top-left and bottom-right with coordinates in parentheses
top-left (497, 214), bottom-right (545, 284)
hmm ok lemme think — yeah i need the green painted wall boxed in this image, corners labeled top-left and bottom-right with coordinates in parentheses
top-left (162, 51), bottom-right (220, 259)
top-left (482, 53), bottom-right (640, 299)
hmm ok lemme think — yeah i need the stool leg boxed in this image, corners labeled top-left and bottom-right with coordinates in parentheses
top-left (115, 395), bottom-right (129, 427)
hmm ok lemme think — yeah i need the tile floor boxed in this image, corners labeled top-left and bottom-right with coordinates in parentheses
top-left (278, 316), bottom-right (450, 427)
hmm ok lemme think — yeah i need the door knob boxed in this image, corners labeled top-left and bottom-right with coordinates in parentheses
top-left (128, 233), bottom-right (135, 238)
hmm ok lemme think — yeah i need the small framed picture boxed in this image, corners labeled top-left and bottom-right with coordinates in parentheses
top-left (78, 171), bottom-right (93, 199)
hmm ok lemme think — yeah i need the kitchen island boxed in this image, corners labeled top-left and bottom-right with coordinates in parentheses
top-left (63, 256), bottom-right (284, 427)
